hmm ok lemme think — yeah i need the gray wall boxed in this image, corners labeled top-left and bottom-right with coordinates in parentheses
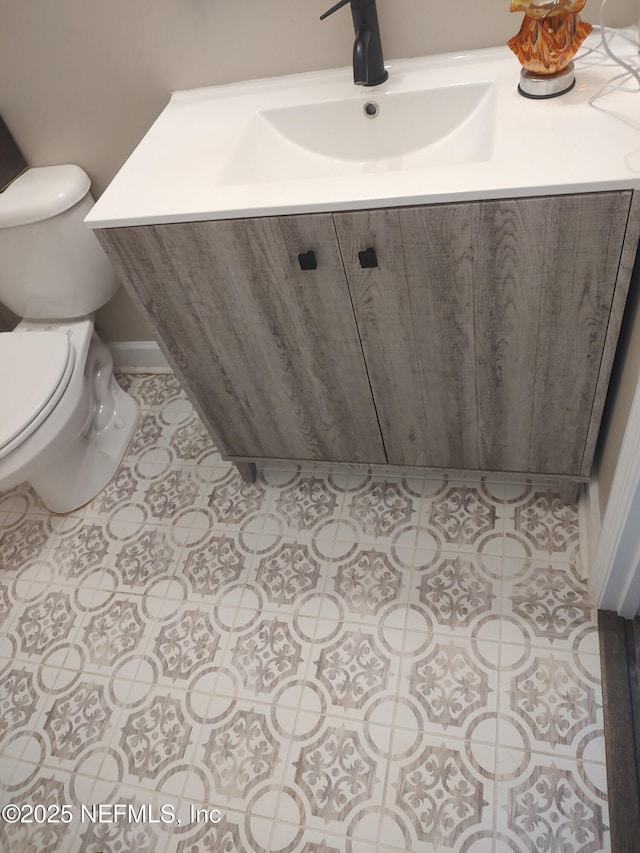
top-left (596, 246), bottom-right (640, 517)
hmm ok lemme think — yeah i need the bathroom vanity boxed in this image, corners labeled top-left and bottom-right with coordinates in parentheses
top-left (87, 39), bottom-right (640, 494)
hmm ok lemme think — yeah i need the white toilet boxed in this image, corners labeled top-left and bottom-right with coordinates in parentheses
top-left (0, 164), bottom-right (139, 513)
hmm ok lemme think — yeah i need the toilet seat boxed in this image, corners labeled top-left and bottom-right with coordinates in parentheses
top-left (0, 331), bottom-right (76, 459)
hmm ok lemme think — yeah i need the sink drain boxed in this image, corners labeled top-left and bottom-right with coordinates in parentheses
top-left (363, 101), bottom-right (380, 119)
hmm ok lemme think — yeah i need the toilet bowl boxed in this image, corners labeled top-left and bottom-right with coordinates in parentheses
top-left (0, 165), bottom-right (138, 513)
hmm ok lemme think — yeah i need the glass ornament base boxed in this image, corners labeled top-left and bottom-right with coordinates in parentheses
top-left (517, 62), bottom-right (576, 98)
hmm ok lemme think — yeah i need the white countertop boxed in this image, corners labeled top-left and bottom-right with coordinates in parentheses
top-left (86, 28), bottom-right (640, 229)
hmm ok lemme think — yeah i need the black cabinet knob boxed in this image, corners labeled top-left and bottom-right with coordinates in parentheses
top-left (359, 248), bottom-right (378, 269)
top-left (298, 250), bottom-right (318, 271)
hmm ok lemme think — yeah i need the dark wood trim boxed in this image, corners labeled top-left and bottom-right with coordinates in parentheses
top-left (627, 619), bottom-right (640, 791)
top-left (598, 610), bottom-right (640, 850)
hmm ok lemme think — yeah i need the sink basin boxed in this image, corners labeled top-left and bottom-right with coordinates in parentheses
top-left (220, 82), bottom-right (497, 184)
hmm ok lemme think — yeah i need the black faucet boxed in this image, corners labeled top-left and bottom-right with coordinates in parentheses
top-left (320, 0), bottom-right (388, 87)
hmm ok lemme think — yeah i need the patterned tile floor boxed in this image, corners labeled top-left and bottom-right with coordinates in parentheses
top-left (0, 374), bottom-right (608, 852)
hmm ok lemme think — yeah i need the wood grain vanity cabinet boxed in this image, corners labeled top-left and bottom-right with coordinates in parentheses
top-left (96, 190), bottom-right (640, 488)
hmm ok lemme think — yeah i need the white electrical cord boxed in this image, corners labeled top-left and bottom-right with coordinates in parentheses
top-left (578, 0), bottom-right (640, 104)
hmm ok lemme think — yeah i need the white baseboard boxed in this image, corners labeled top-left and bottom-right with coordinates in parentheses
top-left (579, 477), bottom-right (601, 584)
top-left (108, 341), bottom-right (171, 374)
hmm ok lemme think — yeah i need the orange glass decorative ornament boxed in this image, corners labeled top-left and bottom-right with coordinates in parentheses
top-left (508, 0), bottom-right (593, 97)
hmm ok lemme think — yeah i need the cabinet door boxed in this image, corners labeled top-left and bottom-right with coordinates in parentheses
top-left (336, 192), bottom-right (631, 475)
top-left (335, 207), bottom-right (478, 468)
top-left (98, 215), bottom-right (386, 463)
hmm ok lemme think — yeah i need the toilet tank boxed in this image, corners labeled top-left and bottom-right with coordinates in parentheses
top-left (0, 165), bottom-right (120, 319)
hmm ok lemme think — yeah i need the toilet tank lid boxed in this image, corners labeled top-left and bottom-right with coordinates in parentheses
top-left (0, 164), bottom-right (91, 228)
